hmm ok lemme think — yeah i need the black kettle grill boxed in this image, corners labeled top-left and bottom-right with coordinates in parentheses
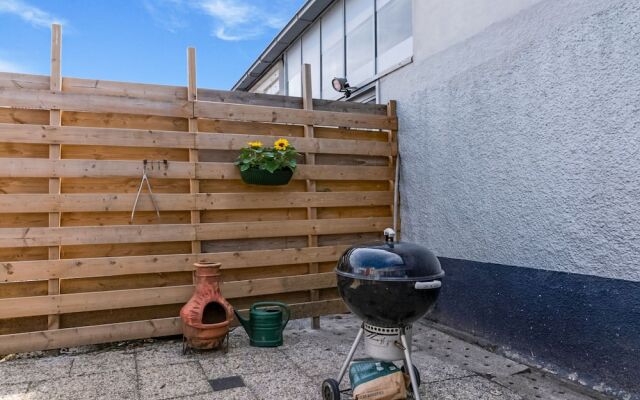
top-left (322, 228), bottom-right (444, 400)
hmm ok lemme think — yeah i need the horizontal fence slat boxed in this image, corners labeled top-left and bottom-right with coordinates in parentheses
top-left (196, 191), bottom-right (392, 210)
top-left (0, 191), bottom-right (392, 213)
top-left (0, 88), bottom-right (191, 118)
top-left (0, 217), bottom-right (392, 247)
top-left (0, 88), bottom-right (395, 130)
top-left (0, 73), bottom-right (386, 115)
top-left (0, 272), bottom-right (337, 318)
top-left (0, 158), bottom-right (195, 179)
top-left (0, 158), bottom-right (392, 180)
top-left (0, 123), bottom-right (195, 148)
top-left (0, 124), bottom-right (396, 156)
top-left (0, 317), bottom-right (182, 355)
top-left (196, 132), bottom-right (396, 156)
top-left (196, 217), bottom-right (392, 242)
top-left (0, 245), bottom-right (349, 282)
top-left (195, 100), bottom-right (396, 130)
top-left (0, 299), bottom-right (347, 354)
top-left (196, 163), bottom-right (394, 181)
top-left (198, 87), bottom-right (387, 115)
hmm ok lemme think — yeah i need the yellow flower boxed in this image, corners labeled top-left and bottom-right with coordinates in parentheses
top-left (274, 138), bottom-right (289, 150)
top-left (247, 141), bottom-right (263, 148)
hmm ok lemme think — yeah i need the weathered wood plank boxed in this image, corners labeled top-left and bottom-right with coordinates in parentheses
top-left (0, 158), bottom-right (391, 180)
top-left (0, 245), bottom-right (349, 282)
top-left (0, 217), bottom-right (391, 248)
top-left (0, 299), bottom-right (347, 354)
top-left (0, 124), bottom-right (395, 156)
top-left (0, 191), bottom-right (391, 213)
top-left (199, 87), bottom-right (386, 115)
top-left (48, 23), bottom-right (62, 331)
top-left (195, 101), bottom-right (396, 130)
top-left (0, 88), bottom-right (191, 118)
top-left (196, 163), bottom-right (394, 181)
top-left (0, 272), bottom-right (336, 318)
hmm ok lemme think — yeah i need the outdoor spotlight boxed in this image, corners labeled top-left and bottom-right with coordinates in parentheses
top-left (332, 77), bottom-right (358, 98)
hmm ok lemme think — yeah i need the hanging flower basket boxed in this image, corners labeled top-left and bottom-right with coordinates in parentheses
top-left (240, 167), bottom-right (294, 186)
top-left (235, 138), bottom-right (298, 186)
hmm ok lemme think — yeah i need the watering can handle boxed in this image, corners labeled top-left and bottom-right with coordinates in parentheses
top-left (251, 301), bottom-right (290, 330)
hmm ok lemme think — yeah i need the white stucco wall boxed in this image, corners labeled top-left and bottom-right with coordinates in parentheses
top-left (381, 0), bottom-right (640, 282)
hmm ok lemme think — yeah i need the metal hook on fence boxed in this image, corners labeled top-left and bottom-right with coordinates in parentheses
top-left (130, 159), bottom-right (161, 222)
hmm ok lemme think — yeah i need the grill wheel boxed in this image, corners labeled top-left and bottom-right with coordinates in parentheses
top-left (321, 378), bottom-right (341, 400)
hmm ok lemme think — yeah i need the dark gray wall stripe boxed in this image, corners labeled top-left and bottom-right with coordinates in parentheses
top-left (429, 257), bottom-right (640, 397)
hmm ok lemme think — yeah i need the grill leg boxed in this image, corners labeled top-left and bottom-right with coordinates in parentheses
top-left (400, 328), bottom-right (421, 400)
top-left (336, 326), bottom-right (364, 384)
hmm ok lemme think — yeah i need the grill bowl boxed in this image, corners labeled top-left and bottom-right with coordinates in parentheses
top-left (337, 276), bottom-right (441, 327)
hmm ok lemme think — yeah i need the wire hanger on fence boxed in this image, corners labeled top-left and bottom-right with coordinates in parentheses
top-left (130, 159), bottom-right (166, 222)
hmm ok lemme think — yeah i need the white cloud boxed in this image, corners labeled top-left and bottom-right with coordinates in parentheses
top-left (142, 0), bottom-right (187, 32)
top-left (198, 0), bottom-right (251, 25)
top-left (144, 0), bottom-right (294, 41)
top-left (0, 0), bottom-right (65, 28)
top-left (0, 58), bottom-right (26, 73)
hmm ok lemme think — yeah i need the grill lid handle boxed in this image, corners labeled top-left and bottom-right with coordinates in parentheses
top-left (415, 280), bottom-right (442, 290)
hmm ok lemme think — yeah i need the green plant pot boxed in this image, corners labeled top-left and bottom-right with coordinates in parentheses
top-left (240, 167), bottom-right (294, 186)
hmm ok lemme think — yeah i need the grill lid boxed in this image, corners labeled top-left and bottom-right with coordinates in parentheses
top-left (335, 228), bottom-right (444, 282)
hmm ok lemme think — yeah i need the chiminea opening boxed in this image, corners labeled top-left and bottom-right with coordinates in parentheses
top-left (202, 301), bottom-right (227, 324)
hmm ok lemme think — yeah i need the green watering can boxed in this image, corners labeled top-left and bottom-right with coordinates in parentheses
top-left (234, 302), bottom-right (290, 347)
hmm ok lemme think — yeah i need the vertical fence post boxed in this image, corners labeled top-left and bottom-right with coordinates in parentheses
top-left (187, 47), bottom-right (201, 272)
top-left (48, 23), bottom-right (62, 330)
top-left (302, 64), bottom-right (320, 329)
top-left (387, 100), bottom-right (398, 236)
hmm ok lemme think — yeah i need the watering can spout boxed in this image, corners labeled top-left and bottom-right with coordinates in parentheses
top-left (234, 309), bottom-right (252, 337)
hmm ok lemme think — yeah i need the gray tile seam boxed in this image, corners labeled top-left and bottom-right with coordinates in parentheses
top-left (436, 374), bottom-right (525, 398)
top-left (192, 358), bottom-right (216, 396)
top-left (67, 357), bottom-right (74, 376)
top-left (134, 348), bottom-right (142, 400)
top-left (425, 373), bottom-right (479, 385)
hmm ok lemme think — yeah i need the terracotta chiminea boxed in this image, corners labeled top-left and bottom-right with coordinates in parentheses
top-left (180, 262), bottom-right (234, 351)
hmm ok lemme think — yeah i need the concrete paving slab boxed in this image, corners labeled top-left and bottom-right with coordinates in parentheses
top-left (493, 370), bottom-right (597, 400)
top-left (174, 386), bottom-right (258, 400)
top-left (138, 361), bottom-right (211, 400)
top-left (423, 375), bottom-right (524, 400)
top-left (410, 351), bottom-right (477, 383)
top-left (199, 346), bottom-right (290, 376)
top-left (70, 349), bottom-right (136, 376)
top-left (413, 325), bottom-right (529, 378)
top-left (27, 370), bottom-right (137, 400)
top-left (242, 367), bottom-right (318, 400)
top-left (0, 356), bottom-right (72, 384)
top-left (0, 383), bottom-right (29, 400)
top-left (135, 339), bottom-right (207, 368)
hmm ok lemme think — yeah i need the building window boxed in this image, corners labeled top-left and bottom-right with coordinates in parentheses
top-left (302, 23), bottom-right (321, 98)
top-left (286, 39), bottom-right (302, 97)
top-left (346, 0), bottom-right (375, 87)
top-left (376, 0), bottom-right (412, 72)
top-left (278, 0), bottom-right (412, 100)
top-left (252, 62), bottom-right (282, 95)
top-left (321, 0), bottom-right (344, 100)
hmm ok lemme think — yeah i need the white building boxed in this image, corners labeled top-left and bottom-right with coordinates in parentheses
top-left (233, 0), bottom-right (411, 103)
top-left (234, 2), bottom-right (640, 398)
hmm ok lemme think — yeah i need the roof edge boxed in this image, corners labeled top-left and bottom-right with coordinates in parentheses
top-left (232, 0), bottom-right (335, 92)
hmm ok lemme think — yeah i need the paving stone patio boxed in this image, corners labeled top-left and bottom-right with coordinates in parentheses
top-left (0, 314), bottom-right (604, 400)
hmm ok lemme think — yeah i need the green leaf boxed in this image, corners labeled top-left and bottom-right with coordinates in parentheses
top-left (240, 164), bottom-right (251, 171)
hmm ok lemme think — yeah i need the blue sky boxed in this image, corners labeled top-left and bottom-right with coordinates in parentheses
top-left (0, 0), bottom-right (305, 89)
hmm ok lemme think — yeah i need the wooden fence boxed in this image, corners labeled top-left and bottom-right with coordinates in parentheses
top-left (0, 25), bottom-right (398, 354)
